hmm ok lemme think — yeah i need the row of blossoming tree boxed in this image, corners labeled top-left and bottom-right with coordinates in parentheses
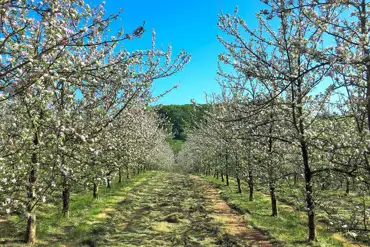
top-left (179, 0), bottom-right (370, 243)
top-left (0, 0), bottom-right (189, 243)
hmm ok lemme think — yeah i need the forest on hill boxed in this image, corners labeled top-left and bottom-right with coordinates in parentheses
top-left (157, 104), bottom-right (210, 141)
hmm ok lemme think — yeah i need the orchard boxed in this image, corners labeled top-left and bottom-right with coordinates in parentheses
top-left (1, 0), bottom-right (370, 246)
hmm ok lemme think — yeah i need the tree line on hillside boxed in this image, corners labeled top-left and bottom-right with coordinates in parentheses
top-left (179, 0), bottom-right (370, 244)
top-left (0, 0), bottom-right (189, 243)
top-left (157, 104), bottom-right (210, 140)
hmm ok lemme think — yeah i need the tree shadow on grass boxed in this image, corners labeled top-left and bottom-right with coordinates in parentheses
top-left (83, 174), bottom-right (225, 247)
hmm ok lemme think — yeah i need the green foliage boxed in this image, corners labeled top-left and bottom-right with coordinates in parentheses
top-left (157, 104), bottom-right (210, 140)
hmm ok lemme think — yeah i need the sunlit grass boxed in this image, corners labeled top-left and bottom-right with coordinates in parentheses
top-left (0, 171), bottom-right (154, 246)
top-left (206, 176), bottom-right (356, 247)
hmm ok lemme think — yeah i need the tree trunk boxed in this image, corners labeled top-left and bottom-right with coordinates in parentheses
top-left (61, 171), bottom-right (70, 218)
top-left (62, 185), bottom-right (70, 218)
top-left (107, 177), bottom-right (111, 189)
top-left (270, 184), bottom-right (277, 216)
top-left (236, 177), bottom-right (242, 193)
top-left (301, 141), bottom-right (315, 241)
top-left (25, 132), bottom-right (38, 244)
top-left (25, 161), bottom-right (37, 244)
top-left (248, 170), bottom-right (254, 201)
top-left (25, 207), bottom-right (36, 244)
top-left (226, 173), bottom-right (229, 186)
top-left (93, 182), bottom-right (99, 199)
top-left (118, 168), bottom-right (122, 183)
top-left (62, 187), bottom-right (70, 218)
top-left (216, 171), bottom-right (219, 179)
top-left (221, 173), bottom-right (224, 183)
top-left (126, 166), bottom-right (130, 179)
top-left (346, 177), bottom-right (350, 195)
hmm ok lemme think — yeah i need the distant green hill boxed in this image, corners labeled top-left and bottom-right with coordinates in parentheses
top-left (157, 104), bottom-right (209, 141)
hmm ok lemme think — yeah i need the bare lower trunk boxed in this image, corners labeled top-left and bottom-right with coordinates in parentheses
top-left (226, 174), bottom-right (229, 186)
top-left (270, 184), bottom-right (277, 216)
top-left (221, 173), bottom-right (224, 183)
top-left (107, 177), bottom-right (111, 189)
top-left (216, 171), bottom-right (219, 179)
top-left (248, 170), bottom-right (254, 201)
top-left (126, 166), bottom-right (130, 179)
top-left (302, 142), bottom-right (315, 241)
top-left (236, 177), bottom-right (242, 193)
top-left (118, 168), bottom-right (122, 183)
top-left (93, 182), bottom-right (99, 199)
top-left (25, 131), bottom-right (38, 244)
top-left (25, 162), bottom-right (37, 244)
top-left (25, 210), bottom-right (36, 244)
top-left (346, 177), bottom-right (350, 195)
top-left (62, 172), bottom-right (70, 218)
top-left (62, 186), bottom-right (70, 218)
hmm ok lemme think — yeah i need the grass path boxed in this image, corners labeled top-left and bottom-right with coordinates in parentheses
top-left (191, 175), bottom-right (272, 247)
top-left (82, 172), bottom-right (272, 247)
top-left (1, 172), bottom-right (272, 246)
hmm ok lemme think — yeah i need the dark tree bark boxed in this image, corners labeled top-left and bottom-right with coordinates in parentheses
top-left (270, 184), bottom-right (277, 216)
top-left (248, 170), bottom-right (254, 201)
top-left (221, 173), bottom-right (224, 183)
top-left (301, 141), bottom-right (315, 241)
top-left (236, 177), bottom-right (242, 193)
top-left (226, 173), bottom-right (229, 186)
top-left (62, 173), bottom-right (70, 218)
top-left (93, 182), bottom-right (99, 199)
top-left (62, 186), bottom-right (70, 218)
top-left (107, 177), bottom-right (111, 189)
top-left (118, 168), bottom-right (122, 183)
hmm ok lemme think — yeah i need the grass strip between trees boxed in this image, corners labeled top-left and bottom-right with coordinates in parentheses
top-left (205, 176), bottom-right (361, 247)
top-left (0, 171), bottom-right (155, 247)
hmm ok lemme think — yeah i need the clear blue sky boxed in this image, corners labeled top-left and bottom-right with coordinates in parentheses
top-left (92, 0), bottom-right (263, 105)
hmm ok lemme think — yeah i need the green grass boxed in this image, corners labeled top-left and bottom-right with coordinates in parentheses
top-left (2, 172), bottom-right (275, 247)
top-left (3, 171), bottom-right (362, 246)
top-left (205, 176), bottom-right (356, 247)
top-left (272, 181), bottom-right (370, 244)
top-left (0, 171), bottom-right (154, 246)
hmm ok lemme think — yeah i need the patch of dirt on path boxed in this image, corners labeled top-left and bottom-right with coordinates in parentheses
top-left (190, 175), bottom-right (273, 247)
